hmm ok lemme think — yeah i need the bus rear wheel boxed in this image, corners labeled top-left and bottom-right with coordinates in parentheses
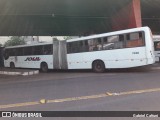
top-left (92, 60), bottom-right (105, 73)
top-left (10, 62), bottom-right (15, 69)
top-left (41, 62), bottom-right (48, 72)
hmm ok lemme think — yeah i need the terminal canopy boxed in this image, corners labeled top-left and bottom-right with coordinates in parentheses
top-left (0, 0), bottom-right (160, 36)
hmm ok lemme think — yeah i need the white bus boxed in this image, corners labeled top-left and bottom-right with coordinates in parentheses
top-left (153, 35), bottom-right (160, 62)
top-left (4, 27), bottom-right (155, 72)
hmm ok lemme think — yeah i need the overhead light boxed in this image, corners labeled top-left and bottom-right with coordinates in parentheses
top-left (51, 14), bottom-right (55, 17)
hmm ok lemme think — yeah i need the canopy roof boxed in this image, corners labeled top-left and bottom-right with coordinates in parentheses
top-left (0, 0), bottom-right (160, 36)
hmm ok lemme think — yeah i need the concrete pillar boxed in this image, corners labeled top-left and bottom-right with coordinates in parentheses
top-left (112, 0), bottom-right (142, 31)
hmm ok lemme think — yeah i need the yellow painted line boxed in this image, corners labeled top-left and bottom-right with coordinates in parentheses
top-left (0, 101), bottom-right (40, 109)
top-left (0, 88), bottom-right (160, 109)
top-left (48, 94), bottom-right (107, 103)
top-left (119, 88), bottom-right (160, 95)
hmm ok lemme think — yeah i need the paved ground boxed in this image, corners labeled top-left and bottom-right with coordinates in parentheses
top-left (0, 68), bottom-right (39, 76)
top-left (0, 64), bottom-right (160, 119)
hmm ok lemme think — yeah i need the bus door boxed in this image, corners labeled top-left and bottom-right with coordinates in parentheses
top-left (53, 40), bottom-right (68, 69)
top-left (0, 47), bottom-right (4, 67)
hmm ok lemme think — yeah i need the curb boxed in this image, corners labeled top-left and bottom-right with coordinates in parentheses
top-left (151, 67), bottom-right (160, 70)
top-left (0, 70), bottom-right (39, 76)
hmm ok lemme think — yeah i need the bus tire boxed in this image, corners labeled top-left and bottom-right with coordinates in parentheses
top-left (10, 62), bottom-right (15, 69)
top-left (40, 62), bottom-right (48, 72)
top-left (92, 60), bottom-right (105, 73)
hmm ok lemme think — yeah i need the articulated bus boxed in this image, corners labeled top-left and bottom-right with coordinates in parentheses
top-left (3, 27), bottom-right (155, 72)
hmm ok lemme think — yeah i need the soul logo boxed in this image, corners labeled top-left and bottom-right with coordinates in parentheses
top-left (24, 57), bottom-right (41, 61)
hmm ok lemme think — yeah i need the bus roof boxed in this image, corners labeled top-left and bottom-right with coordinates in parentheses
top-left (5, 41), bottom-right (53, 49)
top-left (5, 26), bottom-right (150, 49)
top-left (67, 27), bottom-right (150, 42)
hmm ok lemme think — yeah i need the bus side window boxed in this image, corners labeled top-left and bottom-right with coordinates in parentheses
top-left (103, 37), bottom-right (111, 50)
top-left (126, 34), bottom-right (130, 40)
top-left (67, 43), bottom-right (71, 54)
top-left (103, 36), bottom-right (118, 50)
top-left (10, 48), bottom-right (16, 56)
top-left (72, 42), bottom-right (79, 53)
top-left (126, 32), bottom-right (144, 48)
top-left (33, 45), bottom-right (43, 55)
top-left (43, 45), bottom-right (53, 55)
top-left (67, 42), bottom-right (79, 53)
top-left (83, 40), bottom-right (89, 52)
top-left (78, 41), bottom-right (84, 52)
top-left (116, 35), bottom-right (124, 49)
top-left (17, 48), bottom-right (24, 56)
top-left (102, 35), bottom-right (124, 50)
top-left (24, 47), bottom-right (32, 55)
top-left (67, 40), bottom-right (90, 53)
top-left (139, 32), bottom-right (143, 39)
top-left (88, 39), bottom-right (100, 51)
top-left (107, 35), bottom-right (119, 49)
top-left (96, 38), bottom-right (103, 51)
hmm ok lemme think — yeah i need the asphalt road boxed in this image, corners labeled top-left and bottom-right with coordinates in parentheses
top-left (0, 66), bottom-right (160, 119)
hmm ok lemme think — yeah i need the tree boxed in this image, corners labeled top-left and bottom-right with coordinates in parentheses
top-left (63, 36), bottom-right (77, 40)
top-left (4, 36), bottom-right (25, 47)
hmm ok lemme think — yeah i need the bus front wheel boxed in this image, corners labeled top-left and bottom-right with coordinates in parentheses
top-left (92, 60), bottom-right (105, 73)
top-left (41, 62), bottom-right (48, 72)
